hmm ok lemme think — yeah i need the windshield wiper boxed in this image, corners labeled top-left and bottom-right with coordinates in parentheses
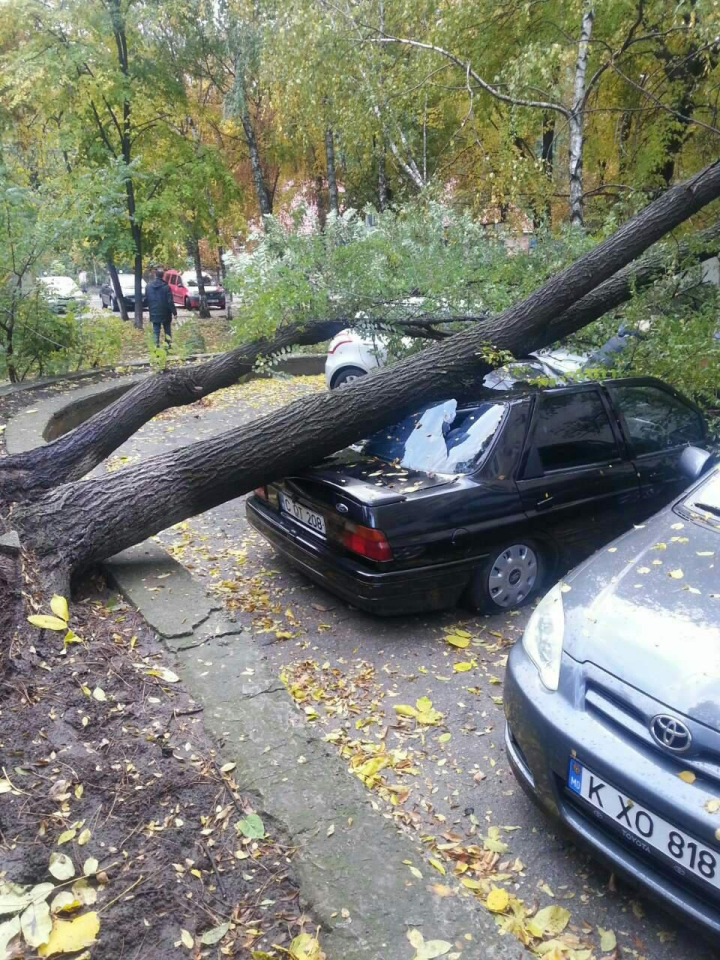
top-left (691, 501), bottom-right (720, 518)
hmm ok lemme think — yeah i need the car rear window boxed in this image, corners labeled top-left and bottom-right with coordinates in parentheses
top-left (609, 384), bottom-right (705, 454)
top-left (362, 400), bottom-right (506, 476)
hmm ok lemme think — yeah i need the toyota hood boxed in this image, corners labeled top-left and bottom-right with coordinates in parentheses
top-left (562, 500), bottom-right (720, 728)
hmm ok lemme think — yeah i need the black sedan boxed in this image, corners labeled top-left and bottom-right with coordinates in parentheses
top-left (505, 454), bottom-right (720, 935)
top-left (247, 377), bottom-right (707, 616)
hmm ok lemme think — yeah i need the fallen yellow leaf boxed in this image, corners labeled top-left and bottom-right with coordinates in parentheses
top-left (527, 904), bottom-right (570, 938)
top-left (50, 595), bottom-right (69, 622)
top-left (486, 886), bottom-right (509, 913)
top-left (598, 927), bottom-right (617, 953)
top-left (444, 634), bottom-right (470, 649)
top-left (38, 911), bottom-right (100, 956)
top-left (678, 770), bottom-right (696, 784)
top-left (288, 931), bottom-right (325, 960)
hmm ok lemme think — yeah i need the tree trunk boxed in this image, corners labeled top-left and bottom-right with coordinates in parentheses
top-left (315, 173), bottom-right (327, 230)
top-left (190, 238), bottom-right (210, 319)
top-left (325, 127), bottom-right (340, 217)
top-left (132, 241), bottom-right (143, 330)
top-left (540, 113), bottom-right (555, 224)
top-left (377, 139), bottom-right (388, 211)
top-left (5, 318), bottom-right (17, 384)
top-left (107, 259), bottom-right (129, 322)
top-left (568, 3), bottom-right (594, 226)
top-left (0, 320), bottom-right (348, 502)
top-left (240, 108), bottom-right (272, 219)
top-left (15, 160), bottom-right (720, 586)
top-left (547, 217), bottom-right (720, 341)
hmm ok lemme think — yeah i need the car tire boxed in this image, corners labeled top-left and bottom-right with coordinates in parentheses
top-left (466, 539), bottom-right (547, 614)
top-left (184, 297), bottom-right (191, 310)
top-left (331, 366), bottom-right (368, 388)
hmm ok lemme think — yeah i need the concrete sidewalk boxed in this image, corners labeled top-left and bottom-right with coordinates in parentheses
top-left (106, 542), bottom-right (525, 960)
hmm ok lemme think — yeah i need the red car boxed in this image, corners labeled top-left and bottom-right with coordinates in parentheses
top-left (164, 269), bottom-right (226, 310)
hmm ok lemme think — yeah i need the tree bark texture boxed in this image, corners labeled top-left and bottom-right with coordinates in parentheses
top-left (548, 218), bottom-right (720, 342)
top-left (191, 238), bottom-right (210, 318)
top-left (325, 128), bottom-right (340, 216)
top-left (0, 320), bottom-right (347, 503)
top-left (107, 259), bottom-right (129, 322)
top-left (568, 3), bottom-right (594, 226)
top-left (15, 159), bottom-right (720, 583)
top-left (240, 107), bottom-right (273, 218)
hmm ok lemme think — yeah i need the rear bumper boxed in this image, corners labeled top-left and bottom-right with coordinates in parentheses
top-left (188, 296), bottom-right (225, 308)
top-left (246, 497), bottom-right (474, 616)
top-left (505, 644), bottom-right (720, 937)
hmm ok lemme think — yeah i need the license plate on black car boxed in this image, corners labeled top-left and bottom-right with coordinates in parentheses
top-left (280, 493), bottom-right (326, 535)
top-left (568, 759), bottom-right (720, 892)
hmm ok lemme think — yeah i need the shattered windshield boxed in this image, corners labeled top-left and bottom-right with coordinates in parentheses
top-left (362, 400), bottom-right (506, 476)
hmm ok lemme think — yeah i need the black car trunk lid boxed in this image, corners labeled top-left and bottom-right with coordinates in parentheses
top-left (276, 452), bottom-right (456, 511)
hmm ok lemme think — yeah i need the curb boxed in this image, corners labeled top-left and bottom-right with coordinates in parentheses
top-left (5, 372), bottom-right (527, 960)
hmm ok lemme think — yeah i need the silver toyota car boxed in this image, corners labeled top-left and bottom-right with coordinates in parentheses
top-left (505, 450), bottom-right (720, 934)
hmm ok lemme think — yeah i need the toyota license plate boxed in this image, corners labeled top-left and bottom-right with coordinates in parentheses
top-left (567, 759), bottom-right (720, 892)
top-left (280, 493), bottom-right (326, 535)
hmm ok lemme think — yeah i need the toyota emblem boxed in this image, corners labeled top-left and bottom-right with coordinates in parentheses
top-left (650, 714), bottom-right (692, 753)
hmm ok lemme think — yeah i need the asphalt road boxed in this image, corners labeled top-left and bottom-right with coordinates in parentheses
top-left (102, 374), bottom-right (720, 960)
top-left (86, 291), bottom-right (227, 322)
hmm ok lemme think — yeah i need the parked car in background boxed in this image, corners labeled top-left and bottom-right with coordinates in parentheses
top-left (505, 452), bottom-right (720, 936)
top-left (247, 377), bottom-right (707, 616)
top-left (164, 270), bottom-right (226, 310)
top-left (325, 328), bottom-right (587, 389)
top-left (99, 274), bottom-right (147, 313)
top-left (38, 275), bottom-right (87, 314)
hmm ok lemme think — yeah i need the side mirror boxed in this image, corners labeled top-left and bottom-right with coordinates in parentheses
top-left (680, 445), bottom-right (713, 482)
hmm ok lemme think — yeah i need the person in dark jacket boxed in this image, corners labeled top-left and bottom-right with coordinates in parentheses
top-left (146, 269), bottom-right (177, 348)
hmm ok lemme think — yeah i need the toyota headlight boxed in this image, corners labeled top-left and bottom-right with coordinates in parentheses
top-left (522, 583), bottom-right (565, 691)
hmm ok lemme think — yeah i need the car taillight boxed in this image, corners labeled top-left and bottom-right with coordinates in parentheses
top-left (328, 338), bottom-right (353, 355)
top-left (342, 522), bottom-right (392, 561)
top-left (254, 485), bottom-right (268, 500)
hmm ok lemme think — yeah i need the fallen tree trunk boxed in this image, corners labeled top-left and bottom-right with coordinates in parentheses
top-left (14, 159), bottom-right (720, 589)
top-left (4, 215), bottom-right (719, 505)
top-left (547, 217), bottom-right (720, 341)
top-left (0, 320), bottom-right (346, 502)
top-left (0, 314), bottom-right (482, 502)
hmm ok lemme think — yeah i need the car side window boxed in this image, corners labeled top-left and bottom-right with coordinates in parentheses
top-left (610, 384), bottom-right (704, 455)
top-left (532, 390), bottom-right (619, 472)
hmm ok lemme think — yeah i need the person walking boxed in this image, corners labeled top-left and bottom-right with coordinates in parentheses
top-left (146, 268), bottom-right (177, 348)
top-left (78, 269), bottom-right (88, 294)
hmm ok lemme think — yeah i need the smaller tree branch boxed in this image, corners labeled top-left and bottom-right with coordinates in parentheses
top-left (371, 36), bottom-right (570, 116)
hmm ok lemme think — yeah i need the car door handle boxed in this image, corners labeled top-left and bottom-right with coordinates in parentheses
top-left (536, 496), bottom-right (554, 511)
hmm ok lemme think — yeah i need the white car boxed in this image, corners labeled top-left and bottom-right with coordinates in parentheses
top-left (99, 273), bottom-right (147, 312)
top-left (38, 276), bottom-right (87, 314)
top-left (325, 329), bottom-right (586, 390)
